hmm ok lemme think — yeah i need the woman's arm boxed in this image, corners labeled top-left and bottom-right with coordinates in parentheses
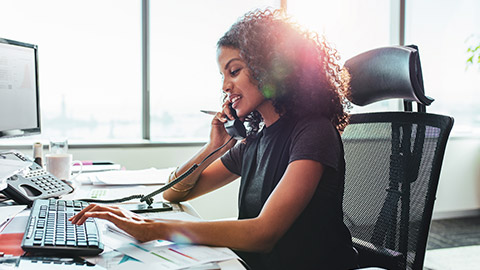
top-left (167, 159), bottom-right (324, 252)
top-left (162, 143), bottom-right (238, 202)
top-left (164, 102), bottom-right (238, 202)
top-left (71, 159), bottom-right (323, 252)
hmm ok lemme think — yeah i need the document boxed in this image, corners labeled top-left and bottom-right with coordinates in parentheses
top-left (76, 167), bottom-right (175, 186)
top-left (0, 159), bottom-right (29, 190)
top-left (115, 243), bottom-right (237, 270)
top-left (0, 205), bottom-right (27, 231)
top-left (72, 163), bottom-right (122, 173)
top-left (90, 211), bottom-right (239, 270)
top-left (0, 207), bottom-right (29, 257)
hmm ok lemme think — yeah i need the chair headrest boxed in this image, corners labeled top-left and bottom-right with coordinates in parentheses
top-left (344, 45), bottom-right (434, 107)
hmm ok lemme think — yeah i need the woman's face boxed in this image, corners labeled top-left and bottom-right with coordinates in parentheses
top-left (217, 46), bottom-right (267, 118)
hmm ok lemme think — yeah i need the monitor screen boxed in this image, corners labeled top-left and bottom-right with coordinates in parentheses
top-left (0, 38), bottom-right (40, 138)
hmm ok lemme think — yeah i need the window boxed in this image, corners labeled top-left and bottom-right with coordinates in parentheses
top-left (0, 0), bottom-right (142, 142)
top-left (405, 0), bottom-right (480, 135)
top-left (287, 0), bottom-right (399, 113)
top-left (149, 0), bottom-right (279, 142)
top-left (1, 0), bottom-right (476, 145)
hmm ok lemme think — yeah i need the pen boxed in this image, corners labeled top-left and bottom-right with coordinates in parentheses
top-left (200, 110), bottom-right (217, 116)
top-left (79, 161), bottom-right (115, 165)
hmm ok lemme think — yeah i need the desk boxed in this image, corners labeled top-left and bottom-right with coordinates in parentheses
top-left (0, 180), bottom-right (246, 269)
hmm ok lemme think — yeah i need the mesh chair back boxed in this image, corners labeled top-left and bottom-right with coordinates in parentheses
top-left (342, 112), bottom-right (453, 270)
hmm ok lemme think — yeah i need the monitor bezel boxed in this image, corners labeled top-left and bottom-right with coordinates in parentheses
top-left (0, 38), bottom-right (41, 139)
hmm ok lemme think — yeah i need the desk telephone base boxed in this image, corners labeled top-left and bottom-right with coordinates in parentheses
top-left (0, 151), bottom-right (73, 205)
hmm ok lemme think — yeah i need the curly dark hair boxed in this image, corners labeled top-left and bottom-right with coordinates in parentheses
top-left (217, 8), bottom-right (351, 136)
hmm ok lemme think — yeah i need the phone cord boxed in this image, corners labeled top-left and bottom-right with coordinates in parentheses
top-left (80, 136), bottom-right (235, 206)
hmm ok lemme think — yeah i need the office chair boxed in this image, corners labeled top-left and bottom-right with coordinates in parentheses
top-left (341, 45), bottom-right (454, 270)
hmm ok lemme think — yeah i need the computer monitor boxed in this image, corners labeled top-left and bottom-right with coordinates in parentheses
top-left (0, 38), bottom-right (40, 139)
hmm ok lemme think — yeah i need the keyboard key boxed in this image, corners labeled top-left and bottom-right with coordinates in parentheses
top-left (88, 241), bottom-right (99, 248)
top-left (44, 240), bottom-right (54, 246)
top-left (55, 240), bottom-right (66, 246)
top-left (26, 217), bottom-right (36, 239)
top-left (77, 241), bottom-right (88, 247)
top-left (66, 240), bottom-right (76, 247)
top-left (36, 220), bottom-right (45, 229)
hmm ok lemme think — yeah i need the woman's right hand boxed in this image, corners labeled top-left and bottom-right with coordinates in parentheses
top-left (69, 204), bottom-right (158, 242)
top-left (164, 101), bottom-right (242, 202)
top-left (208, 101), bottom-right (240, 149)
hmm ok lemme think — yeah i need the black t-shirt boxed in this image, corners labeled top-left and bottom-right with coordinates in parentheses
top-left (221, 116), bottom-right (358, 270)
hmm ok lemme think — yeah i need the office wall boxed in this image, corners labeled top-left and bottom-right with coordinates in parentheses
top-left (4, 137), bottom-right (480, 220)
top-left (432, 138), bottom-right (480, 218)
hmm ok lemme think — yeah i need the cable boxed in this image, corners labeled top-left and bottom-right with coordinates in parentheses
top-left (79, 136), bottom-right (235, 206)
top-left (80, 194), bottom-right (144, 204)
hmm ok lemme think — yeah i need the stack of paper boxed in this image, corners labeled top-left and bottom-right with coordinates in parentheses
top-left (0, 159), bottom-right (30, 190)
top-left (114, 242), bottom-right (238, 270)
top-left (76, 167), bottom-right (175, 186)
top-left (72, 163), bottom-right (122, 173)
top-left (91, 214), bottom-right (240, 270)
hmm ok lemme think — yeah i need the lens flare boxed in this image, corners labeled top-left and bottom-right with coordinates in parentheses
top-left (170, 232), bottom-right (193, 244)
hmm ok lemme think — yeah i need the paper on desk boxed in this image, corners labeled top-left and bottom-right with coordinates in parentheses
top-left (0, 205), bottom-right (27, 232)
top-left (115, 243), bottom-right (237, 270)
top-left (77, 167), bottom-right (174, 186)
top-left (92, 212), bottom-right (238, 270)
top-left (0, 159), bottom-right (30, 190)
top-left (2, 210), bottom-right (29, 233)
top-left (144, 211), bottom-right (202, 221)
top-left (72, 163), bottom-right (122, 173)
top-left (83, 249), bottom-right (139, 270)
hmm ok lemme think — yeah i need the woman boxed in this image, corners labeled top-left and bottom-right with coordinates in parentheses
top-left (71, 9), bottom-right (358, 269)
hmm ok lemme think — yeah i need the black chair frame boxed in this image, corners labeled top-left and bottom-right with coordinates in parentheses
top-left (342, 45), bottom-right (454, 270)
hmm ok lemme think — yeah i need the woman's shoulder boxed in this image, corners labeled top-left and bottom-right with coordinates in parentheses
top-left (291, 115), bottom-right (342, 150)
top-left (287, 115), bottom-right (343, 170)
top-left (290, 115), bottom-right (337, 135)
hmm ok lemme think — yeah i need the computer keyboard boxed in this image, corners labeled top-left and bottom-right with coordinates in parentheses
top-left (21, 199), bottom-right (104, 256)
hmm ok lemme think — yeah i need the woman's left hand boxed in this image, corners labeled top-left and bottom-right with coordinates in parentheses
top-left (69, 203), bottom-right (158, 242)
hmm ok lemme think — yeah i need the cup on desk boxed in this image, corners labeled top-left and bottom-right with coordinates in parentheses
top-left (45, 153), bottom-right (83, 189)
top-left (49, 137), bottom-right (69, 154)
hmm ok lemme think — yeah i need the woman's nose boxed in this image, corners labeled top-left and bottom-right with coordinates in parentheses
top-left (222, 80), bottom-right (232, 92)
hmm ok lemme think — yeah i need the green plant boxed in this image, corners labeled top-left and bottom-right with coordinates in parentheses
top-left (466, 35), bottom-right (480, 68)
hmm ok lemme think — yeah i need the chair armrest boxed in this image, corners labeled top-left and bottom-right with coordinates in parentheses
top-left (352, 237), bottom-right (404, 270)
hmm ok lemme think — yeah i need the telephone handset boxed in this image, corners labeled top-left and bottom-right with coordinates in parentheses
top-left (0, 151), bottom-right (73, 206)
top-left (224, 103), bottom-right (247, 140)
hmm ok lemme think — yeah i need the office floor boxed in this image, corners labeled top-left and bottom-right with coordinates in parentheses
top-left (424, 216), bottom-right (480, 269)
top-left (426, 215), bottom-right (480, 250)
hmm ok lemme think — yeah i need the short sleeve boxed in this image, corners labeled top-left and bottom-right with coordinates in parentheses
top-left (221, 141), bottom-right (246, 176)
top-left (289, 117), bottom-right (342, 171)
